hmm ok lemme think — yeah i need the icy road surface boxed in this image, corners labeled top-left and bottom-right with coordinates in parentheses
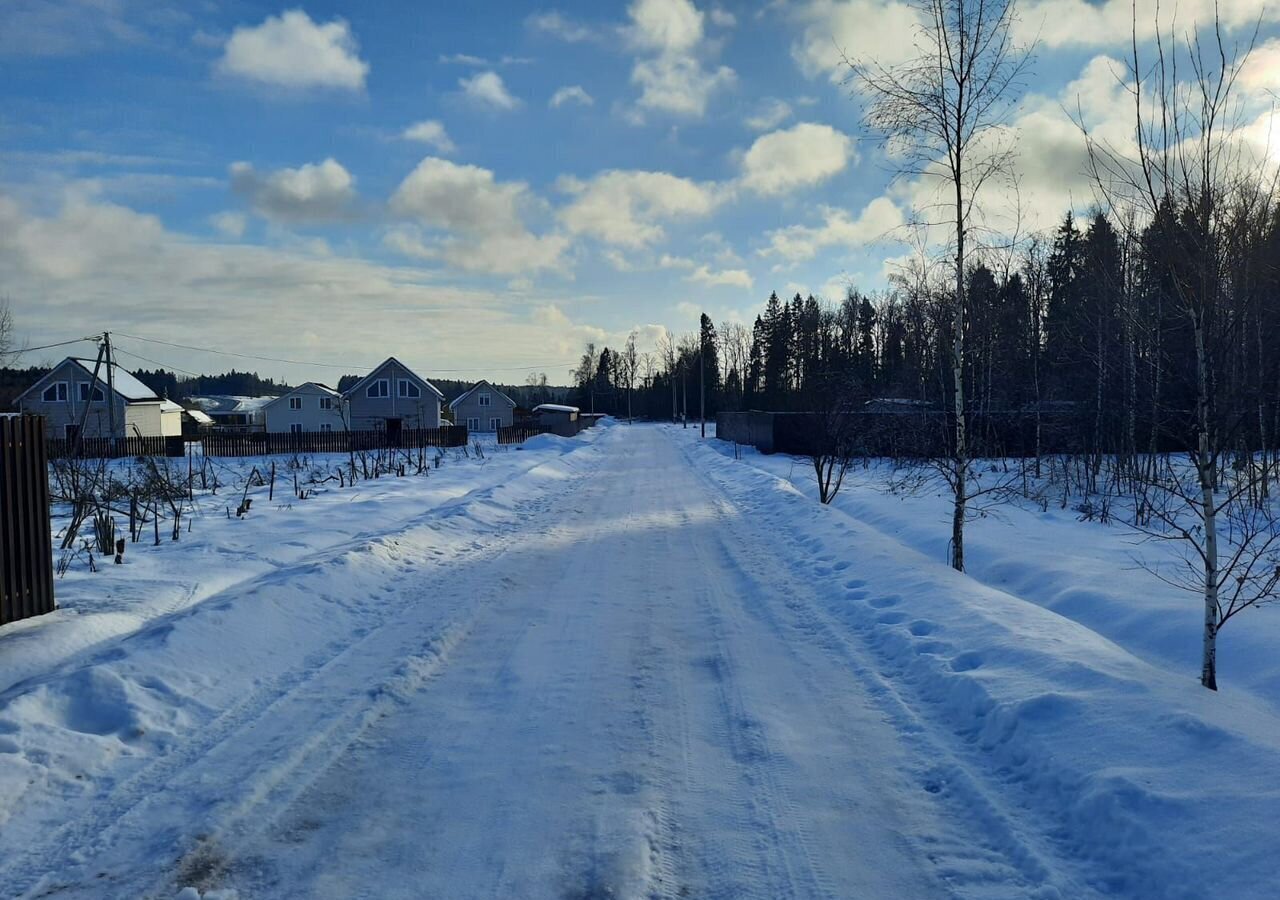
top-left (10, 424), bottom-right (1245, 899)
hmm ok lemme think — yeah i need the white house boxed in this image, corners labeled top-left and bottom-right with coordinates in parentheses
top-left (17, 357), bottom-right (183, 440)
top-left (262, 383), bottom-right (344, 434)
top-left (188, 395), bottom-right (276, 432)
top-left (343, 357), bottom-right (444, 438)
top-left (448, 380), bottom-right (517, 432)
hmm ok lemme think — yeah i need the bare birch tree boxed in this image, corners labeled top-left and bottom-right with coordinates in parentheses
top-left (849, 0), bottom-right (1032, 571)
top-left (1078, 9), bottom-right (1277, 690)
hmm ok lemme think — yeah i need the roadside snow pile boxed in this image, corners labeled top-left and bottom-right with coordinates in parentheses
top-left (686, 432), bottom-right (1280, 900)
top-left (0, 431), bottom-right (604, 895)
top-left (521, 433), bottom-right (579, 454)
top-left (717, 447), bottom-right (1280, 708)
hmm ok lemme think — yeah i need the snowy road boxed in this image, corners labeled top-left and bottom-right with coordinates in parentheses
top-left (4, 425), bottom-right (1124, 899)
top-left (226, 426), bottom-right (952, 899)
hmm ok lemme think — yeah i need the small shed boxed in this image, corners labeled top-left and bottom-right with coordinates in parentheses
top-left (532, 403), bottom-right (581, 437)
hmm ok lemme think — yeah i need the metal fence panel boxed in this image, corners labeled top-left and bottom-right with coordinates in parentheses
top-left (1, 416), bottom-right (56, 626)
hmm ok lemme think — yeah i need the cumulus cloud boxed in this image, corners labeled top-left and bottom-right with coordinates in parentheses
top-left (230, 158), bottom-right (357, 223)
top-left (1016, 0), bottom-right (1279, 49)
top-left (557, 169), bottom-right (724, 248)
top-left (687, 264), bottom-right (752, 289)
top-left (526, 10), bottom-right (597, 42)
top-left (459, 70), bottom-right (521, 111)
top-left (388, 157), bottom-right (567, 275)
top-left (745, 99), bottom-right (793, 132)
top-left (402, 119), bottom-right (456, 153)
top-left (626, 0), bottom-right (736, 118)
top-left (0, 188), bottom-right (586, 378)
top-left (760, 197), bottom-right (904, 264)
top-left (209, 211), bottom-right (247, 238)
top-left (550, 85), bottom-right (595, 108)
top-left (217, 10), bottom-right (368, 90)
top-left (791, 0), bottom-right (920, 83)
top-left (739, 123), bottom-right (853, 196)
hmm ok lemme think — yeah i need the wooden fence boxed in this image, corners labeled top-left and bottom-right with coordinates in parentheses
top-left (199, 426), bottom-right (469, 457)
top-left (1, 416), bottom-right (56, 627)
top-left (497, 425), bottom-right (550, 445)
top-left (46, 435), bottom-right (185, 460)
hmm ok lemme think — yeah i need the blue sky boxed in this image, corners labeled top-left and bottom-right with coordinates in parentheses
top-left (2, 0), bottom-right (1277, 384)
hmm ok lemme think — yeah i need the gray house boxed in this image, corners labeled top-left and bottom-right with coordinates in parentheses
top-left (17, 357), bottom-right (183, 440)
top-left (343, 357), bottom-right (443, 438)
top-left (449, 380), bottom-right (516, 432)
top-left (263, 383), bottom-right (344, 434)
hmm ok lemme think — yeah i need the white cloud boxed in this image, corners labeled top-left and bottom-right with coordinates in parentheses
top-left (1016, 0), bottom-right (1279, 49)
top-left (0, 189), bottom-right (583, 379)
top-left (229, 158), bottom-right (357, 223)
top-left (210, 211), bottom-right (246, 238)
top-left (710, 7), bottom-right (737, 27)
top-left (745, 98), bottom-right (792, 132)
top-left (1241, 38), bottom-right (1280, 94)
top-left (739, 123), bottom-right (853, 195)
top-left (439, 52), bottom-right (488, 66)
top-left (217, 10), bottom-right (368, 90)
top-left (388, 157), bottom-right (567, 276)
top-left (760, 197), bottom-right (905, 264)
top-left (557, 169), bottom-right (724, 248)
top-left (632, 55), bottom-right (735, 117)
top-left (459, 71), bottom-right (521, 111)
top-left (659, 253), bottom-right (696, 269)
top-left (687, 264), bottom-right (752, 289)
top-left (526, 10), bottom-right (597, 42)
top-left (625, 0), bottom-right (736, 118)
top-left (402, 120), bottom-right (456, 153)
top-left (791, 0), bottom-right (920, 83)
top-left (627, 0), bottom-right (705, 53)
top-left (550, 85), bottom-right (595, 108)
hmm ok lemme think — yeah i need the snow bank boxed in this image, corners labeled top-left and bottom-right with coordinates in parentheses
top-left (0, 433), bottom-right (606, 896)
top-left (684, 429), bottom-right (1280, 899)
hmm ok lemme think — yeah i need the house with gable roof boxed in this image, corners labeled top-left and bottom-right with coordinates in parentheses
top-left (343, 357), bottom-right (444, 439)
top-left (16, 357), bottom-right (184, 440)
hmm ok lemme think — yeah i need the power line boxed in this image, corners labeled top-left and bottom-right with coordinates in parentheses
top-left (14, 335), bottom-right (100, 355)
top-left (111, 330), bottom-right (576, 374)
top-left (109, 344), bottom-right (205, 378)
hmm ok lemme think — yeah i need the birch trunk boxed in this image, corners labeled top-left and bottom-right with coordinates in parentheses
top-left (951, 175), bottom-right (968, 573)
top-left (1199, 432), bottom-right (1219, 690)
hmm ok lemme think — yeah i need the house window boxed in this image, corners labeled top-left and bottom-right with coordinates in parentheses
top-left (490, 417), bottom-right (502, 431)
top-left (478, 392), bottom-right (491, 407)
top-left (367, 379), bottom-right (389, 398)
top-left (289, 397), bottom-right (302, 410)
top-left (319, 397), bottom-right (334, 410)
top-left (398, 379), bottom-right (420, 399)
top-left (77, 382), bottom-right (105, 402)
top-left (466, 417), bottom-right (480, 431)
top-left (290, 423), bottom-right (304, 434)
top-left (42, 382), bottom-right (68, 403)
top-left (320, 423), bottom-right (333, 432)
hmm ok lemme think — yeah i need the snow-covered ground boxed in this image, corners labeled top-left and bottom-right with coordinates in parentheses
top-left (1, 423), bottom-right (1278, 898)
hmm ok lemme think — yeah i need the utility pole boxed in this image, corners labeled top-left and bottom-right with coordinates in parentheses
top-left (681, 365), bottom-right (687, 428)
top-left (103, 332), bottom-right (118, 452)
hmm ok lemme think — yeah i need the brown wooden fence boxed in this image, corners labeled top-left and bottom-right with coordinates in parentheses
top-left (497, 425), bottom-right (550, 445)
top-left (199, 426), bottom-right (469, 457)
top-left (1, 416), bottom-right (56, 627)
top-left (46, 435), bottom-right (185, 460)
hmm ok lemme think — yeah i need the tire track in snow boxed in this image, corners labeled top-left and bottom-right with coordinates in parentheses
top-left (2, 450), bottom-right (593, 900)
top-left (677, 432), bottom-right (1098, 898)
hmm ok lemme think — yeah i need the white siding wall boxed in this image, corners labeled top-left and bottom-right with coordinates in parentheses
top-left (264, 385), bottom-right (346, 433)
